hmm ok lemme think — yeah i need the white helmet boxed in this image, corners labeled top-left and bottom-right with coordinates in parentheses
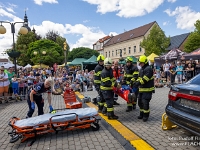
top-left (104, 58), bottom-right (112, 66)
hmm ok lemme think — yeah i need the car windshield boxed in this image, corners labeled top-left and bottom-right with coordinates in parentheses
top-left (186, 74), bottom-right (200, 85)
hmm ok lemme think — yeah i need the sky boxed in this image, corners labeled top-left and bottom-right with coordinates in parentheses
top-left (0, 0), bottom-right (200, 58)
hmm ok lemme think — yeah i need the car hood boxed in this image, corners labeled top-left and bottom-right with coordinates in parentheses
top-left (175, 84), bottom-right (200, 92)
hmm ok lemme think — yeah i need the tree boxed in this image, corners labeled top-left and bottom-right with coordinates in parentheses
top-left (46, 30), bottom-right (59, 42)
top-left (15, 31), bottom-right (39, 66)
top-left (68, 47), bottom-right (99, 61)
top-left (27, 39), bottom-right (64, 66)
top-left (140, 25), bottom-right (170, 56)
top-left (184, 20), bottom-right (200, 53)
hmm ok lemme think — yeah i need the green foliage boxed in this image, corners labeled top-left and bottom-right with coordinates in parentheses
top-left (15, 31), bottom-right (39, 66)
top-left (184, 20), bottom-right (200, 53)
top-left (46, 30), bottom-right (59, 42)
top-left (140, 25), bottom-right (170, 56)
top-left (27, 39), bottom-right (64, 66)
top-left (68, 47), bottom-right (99, 61)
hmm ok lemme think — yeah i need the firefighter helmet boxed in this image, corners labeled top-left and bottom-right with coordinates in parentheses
top-left (97, 54), bottom-right (105, 61)
top-left (126, 56), bottom-right (133, 62)
top-left (104, 58), bottom-right (112, 66)
top-left (138, 55), bottom-right (148, 64)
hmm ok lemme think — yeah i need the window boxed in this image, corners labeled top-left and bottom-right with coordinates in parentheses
top-left (116, 50), bottom-right (118, 56)
top-left (134, 46), bottom-right (136, 53)
top-left (109, 51), bottom-right (110, 57)
top-left (112, 51), bottom-right (114, 56)
top-left (140, 47), bottom-right (142, 52)
top-left (124, 48), bottom-right (126, 54)
top-left (106, 52), bottom-right (107, 57)
top-left (128, 47), bottom-right (131, 54)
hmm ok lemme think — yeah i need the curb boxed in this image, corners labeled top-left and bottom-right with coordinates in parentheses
top-left (75, 92), bottom-right (155, 150)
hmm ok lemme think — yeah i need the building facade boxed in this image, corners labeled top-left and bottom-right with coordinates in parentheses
top-left (93, 35), bottom-right (112, 55)
top-left (103, 21), bottom-right (158, 60)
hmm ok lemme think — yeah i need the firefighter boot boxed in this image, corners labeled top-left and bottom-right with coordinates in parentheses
top-left (132, 104), bottom-right (136, 109)
top-left (137, 111), bottom-right (143, 119)
top-left (102, 106), bottom-right (107, 116)
top-left (98, 105), bottom-right (103, 113)
top-left (107, 111), bottom-right (118, 120)
top-left (143, 112), bottom-right (149, 122)
top-left (126, 105), bottom-right (133, 112)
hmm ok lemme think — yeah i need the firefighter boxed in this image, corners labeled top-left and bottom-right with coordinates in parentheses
top-left (100, 57), bottom-right (118, 119)
top-left (94, 54), bottom-right (105, 113)
top-left (112, 60), bottom-right (122, 105)
top-left (122, 56), bottom-right (139, 112)
top-left (132, 55), bottom-right (154, 122)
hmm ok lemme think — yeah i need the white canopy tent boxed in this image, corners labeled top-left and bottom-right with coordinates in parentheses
top-left (3, 63), bottom-right (22, 69)
top-left (24, 64), bottom-right (32, 68)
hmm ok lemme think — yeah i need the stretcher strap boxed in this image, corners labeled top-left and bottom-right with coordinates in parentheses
top-left (50, 113), bottom-right (78, 133)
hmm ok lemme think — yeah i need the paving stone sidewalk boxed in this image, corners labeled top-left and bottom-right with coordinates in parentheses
top-left (82, 88), bottom-right (200, 150)
top-left (0, 95), bottom-right (125, 150)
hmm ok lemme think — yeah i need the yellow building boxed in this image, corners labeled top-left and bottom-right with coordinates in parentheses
top-left (103, 21), bottom-right (158, 60)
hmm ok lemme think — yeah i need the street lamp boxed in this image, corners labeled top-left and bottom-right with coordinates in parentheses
top-left (63, 41), bottom-right (67, 66)
top-left (34, 50), bottom-right (46, 68)
top-left (0, 21), bottom-right (28, 74)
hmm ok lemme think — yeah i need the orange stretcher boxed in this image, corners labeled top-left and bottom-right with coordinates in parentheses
top-left (63, 83), bottom-right (82, 109)
top-left (113, 85), bottom-right (137, 103)
top-left (8, 108), bottom-right (100, 146)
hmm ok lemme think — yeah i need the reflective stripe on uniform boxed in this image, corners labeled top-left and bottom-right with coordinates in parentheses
top-left (140, 109), bottom-right (144, 112)
top-left (127, 103), bottom-right (133, 106)
top-left (111, 77), bottom-right (116, 82)
top-left (104, 103), bottom-right (107, 107)
top-left (101, 77), bottom-right (111, 82)
top-left (100, 86), bottom-right (112, 90)
top-left (107, 107), bottom-right (114, 112)
top-left (143, 75), bottom-right (150, 82)
top-left (133, 71), bottom-right (139, 75)
top-left (143, 109), bottom-right (150, 113)
top-left (94, 71), bottom-right (101, 76)
top-left (139, 87), bottom-right (155, 92)
top-left (125, 74), bottom-right (133, 78)
top-left (94, 80), bottom-right (101, 83)
top-left (98, 102), bottom-right (104, 106)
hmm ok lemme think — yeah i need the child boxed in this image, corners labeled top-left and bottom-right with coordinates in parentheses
top-left (11, 74), bottom-right (21, 101)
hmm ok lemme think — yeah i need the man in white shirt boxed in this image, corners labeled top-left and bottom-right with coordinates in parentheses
top-left (163, 60), bottom-right (171, 82)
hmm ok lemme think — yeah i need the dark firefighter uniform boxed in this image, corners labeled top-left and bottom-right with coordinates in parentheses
top-left (100, 58), bottom-right (118, 120)
top-left (133, 55), bottom-right (154, 122)
top-left (123, 56), bottom-right (139, 112)
top-left (27, 82), bottom-right (51, 117)
top-left (94, 54), bottom-right (105, 113)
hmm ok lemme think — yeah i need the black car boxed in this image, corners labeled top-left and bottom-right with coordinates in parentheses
top-left (166, 74), bottom-right (200, 136)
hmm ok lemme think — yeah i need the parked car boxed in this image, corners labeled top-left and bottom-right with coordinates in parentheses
top-left (166, 74), bottom-right (200, 136)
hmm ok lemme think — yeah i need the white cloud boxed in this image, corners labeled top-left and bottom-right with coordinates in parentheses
top-left (33, 0), bottom-right (58, 5)
top-left (0, 4), bottom-right (25, 57)
top-left (5, 7), bottom-right (15, 13)
top-left (0, 5), bottom-right (111, 56)
top-left (164, 6), bottom-right (200, 30)
top-left (167, 0), bottom-right (176, 3)
top-left (82, 0), bottom-right (164, 18)
top-left (83, 20), bottom-right (90, 23)
top-left (163, 21), bottom-right (170, 26)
